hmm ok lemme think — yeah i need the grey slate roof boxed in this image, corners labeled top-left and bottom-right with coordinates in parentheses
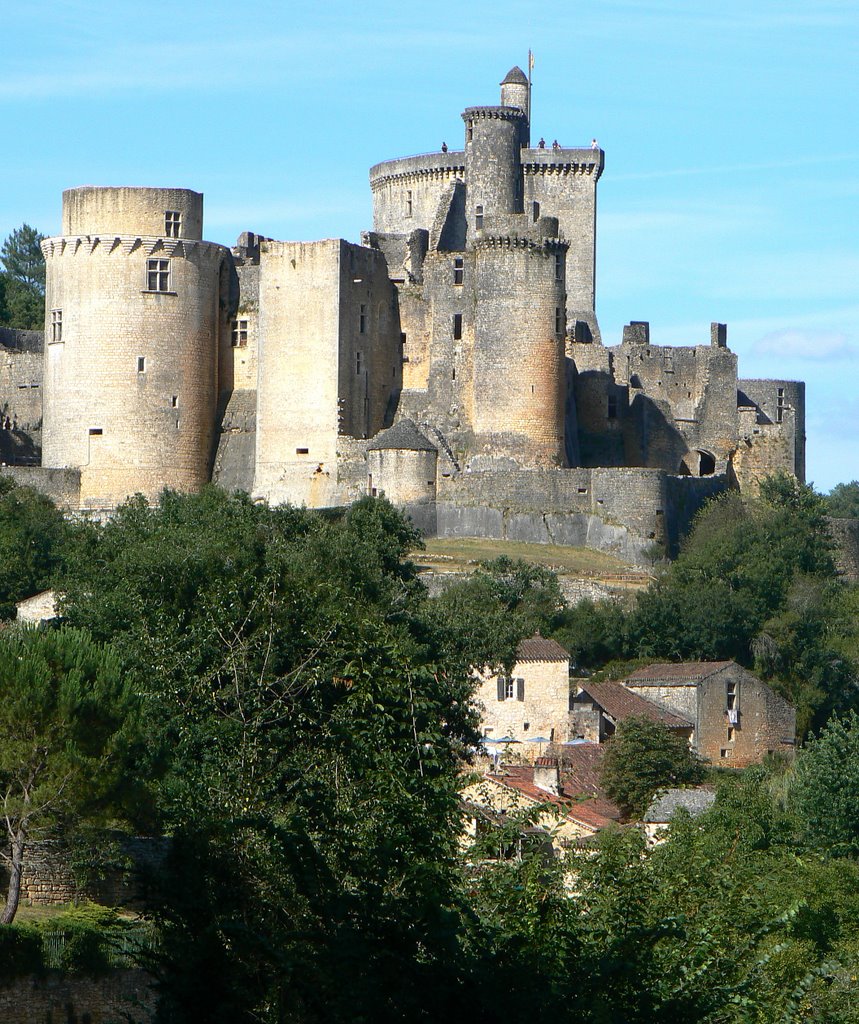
top-left (501, 66), bottom-right (529, 85)
top-left (643, 788), bottom-right (716, 823)
top-left (367, 419), bottom-right (437, 452)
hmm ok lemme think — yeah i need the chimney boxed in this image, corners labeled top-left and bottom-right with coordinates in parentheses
top-left (622, 321), bottom-right (650, 346)
top-left (711, 322), bottom-right (727, 348)
top-left (533, 756), bottom-right (561, 796)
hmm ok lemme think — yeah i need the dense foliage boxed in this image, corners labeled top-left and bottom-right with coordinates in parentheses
top-left (0, 223), bottom-right (45, 330)
top-left (0, 477), bottom-right (858, 1020)
top-left (599, 716), bottom-right (705, 818)
top-left (825, 480), bottom-right (859, 519)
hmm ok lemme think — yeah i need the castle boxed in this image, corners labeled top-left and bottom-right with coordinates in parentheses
top-left (0, 67), bottom-right (804, 563)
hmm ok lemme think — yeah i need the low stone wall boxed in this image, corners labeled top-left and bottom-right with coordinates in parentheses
top-left (827, 517), bottom-right (859, 582)
top-left (0, 466), bottom-right (81, 507)
top-left (0, 969), bottom-right (154, 1023)
top-left (9, 837), bottom-right (169, 910)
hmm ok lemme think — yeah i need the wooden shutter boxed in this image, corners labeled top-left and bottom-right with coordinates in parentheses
top-left (497, 676), bottom-right (506, 701)
top-left (517, 677), bottom-right (525, 702)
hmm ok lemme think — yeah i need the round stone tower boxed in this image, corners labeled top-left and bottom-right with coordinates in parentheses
top-left (470, 236), bottom-right (568, 467)
top-left (462, 105), bottom-right (527, 225)
top-left (41, 186), bottom-right (229, 508)
top-left (500, 66), bottom-right (530, 136)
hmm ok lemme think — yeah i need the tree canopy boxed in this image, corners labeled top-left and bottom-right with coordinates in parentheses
top-left (0, 224), bottom-right (45, 330)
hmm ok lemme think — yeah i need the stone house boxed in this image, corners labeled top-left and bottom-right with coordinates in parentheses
top-left (622, 661), bottom-right (796, 766)
top-left (462, 748), bottom-right (621, 853)
top-left (642, 787), bottom-right (716, 844)
top-left (570, 678), bottom-right (693, 744)
top-left (474, 633), bottom-right (571, 754)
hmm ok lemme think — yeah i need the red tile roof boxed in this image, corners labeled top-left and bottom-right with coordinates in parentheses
top-left (574, 680), bottom-right (692, 729)
top-left (516, 634), bottom-right (570, 663)
top-left (624, 661), bottom-right (734, 685)
top-left (488, 744), bottom-right (622, 831)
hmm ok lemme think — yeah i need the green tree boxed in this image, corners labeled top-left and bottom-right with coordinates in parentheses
top-left (0, 224), bottom-right (45, 330)
top-left (599, 716), bottom-right (704, 819)
top-left (0, 478), bottom-right (70, 619)
top-left (0, 627), bottom-right (141, 924)
top-left (791, 710), bottom-right (859, 857)
top-left (826, 481), bottom-right (859, 519)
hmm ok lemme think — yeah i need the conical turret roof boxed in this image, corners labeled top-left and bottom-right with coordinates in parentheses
top-left (501, 66), bottom-right (529, 85)
top-left (367, 419), bottom-right (437, 452)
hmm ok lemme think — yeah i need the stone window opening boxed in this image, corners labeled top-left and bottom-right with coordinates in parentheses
top-left (726, 680), bottom-right (738, 712)
top-left (453, 313), bottom-right (463, 340)
top-left (532, 201), bottom-right (540, 222)
top-left (727, 726), bottom-right (735, 743)
top-left (49, 308), bottom-right (63, 344)
top-left (359, 304), bottom-right (367, 334)
top-left (137, 356), bottom-right (146, 373)
top-left (165, 210), bottom-right (181, 238)
top-left (405, 190), bottom-right (413, 218)
top-left (231, 319), bottom-right (248, 347)
top-left (296, 447), bottom-right (309, 455)
top-left (356, 352), bottom-right (362, 375)
top-left (467, 120), bottom-right (473, 143)
top-left (607, 394), bottom-right (618, 420)
top-left (555, 307), bottom-right (563, 336)
top-left (146, 258), bottom-right (170, 292)
top-left (776, 387), bottom-right (785, 424)
top-left (453, 257), bottom-right (464, 285)
top-left (523, 722), bottom-right (530, 732)
top-left (475, 205), bottom-right (483, 230)
top-left (88, 427), bottom-right (103, 436)
top-left (554, 253), bottom-right (562, 281)
top-left (172, 395), bottom-right (178, 408)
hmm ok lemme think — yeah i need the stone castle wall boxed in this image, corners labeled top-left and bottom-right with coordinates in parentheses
top-left (0, 970), bottom-right (154, 1024)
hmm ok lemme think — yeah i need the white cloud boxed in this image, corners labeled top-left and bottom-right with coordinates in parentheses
top-left (754, 328), bottom-right (856, 360)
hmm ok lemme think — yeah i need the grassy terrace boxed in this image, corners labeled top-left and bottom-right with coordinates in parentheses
top-left (412, 537), bottom-right (644, 579)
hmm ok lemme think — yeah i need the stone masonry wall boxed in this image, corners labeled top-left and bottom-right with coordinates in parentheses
top-left (0, 969), bottom-right (154, 1024)
top-left (474, 657), bottom-right (571, 748)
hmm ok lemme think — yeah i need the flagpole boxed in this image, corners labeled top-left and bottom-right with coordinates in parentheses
top-left (527, 49), bottom-right (533, 128)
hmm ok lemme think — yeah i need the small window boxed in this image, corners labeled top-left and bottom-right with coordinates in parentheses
top-left (555, 307), bottom-right (563, 336)
top-left (405, 190), bottom-right (413, 218)
top-left (146, 258), bottom-right (170, 292)
top-left (88, 427), bottom-right (103, 436)
top-left (359, 304), bottom-right (367, 334)
top-left (296, 447), bottom-right (309, 455)
top-left (231, 319), bottom-right (248, 347)
top-left (554, 253), bottom-right (563, 281)
top-left (50, 309), bottom-right (63, 343)
top-left (727, 727), bottom-right (735, 742)
top-left (137, 356), bottom-right (146, 373)
top-left (467, 120), bottom-right (473, 143)
top-left (475, 205), bottom-right (483, 230)
top-left (453, 313), bottom-right (463, 340)
top-left (356, 352), bottom-right (362, 375)
top-left (532, 201), bottom-right (540, 222)
top-left (165, 210), bottom-right (181, 237)
top-left (776, 387), bottom-right (785, 424)
top-left (607, 395), bottom-right (618, 420)
top-left (727, 680), bottom-right (737, 710)
top-left (171, 395), bottom-right (178, 408)
top-left (453, 257), bottom-right (464, 285)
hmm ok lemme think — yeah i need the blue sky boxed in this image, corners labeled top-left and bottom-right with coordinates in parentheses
top-left (2, 0), bottom-right (857, 489)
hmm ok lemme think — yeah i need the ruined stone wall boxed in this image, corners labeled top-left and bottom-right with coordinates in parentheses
top-left (336, 242), bottom-right (402, 441)
top-left (827, 517), bottom-right (859, 582)
top-left (475, 657), bottom-right (571, 745)
top-left (41, 221), bottom-right (227, 508)
top-left (522, 147), bottom-right (602, 323)
top-left (568, 342), bottom-right (626, 467)
top-left (471, 237), bottom-right (566, 466)
top-left (697, 666), bottom-right (796, 766)
top-left (211, 389), bottom-right (256, 494)
top-left (0, 333), bottom-right (43, 464)
top-left (0, 466), bottom-right (82, 507)
top-left (0, 970), bottom-right (154, 1024)
top-left (370, 153), bottom-right (465, 234)
top-left (219, 259), bottom-right (258, 393)
top-left (733, 379), bottom-right (805, 489)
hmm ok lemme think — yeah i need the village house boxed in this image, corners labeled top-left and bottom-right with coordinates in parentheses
top-left (570, 678), bottom-right (694, 744)
top-left (622, 661), bottom-right (796, 766)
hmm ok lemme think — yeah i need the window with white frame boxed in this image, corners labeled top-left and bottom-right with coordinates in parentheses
top-left (50, 309), bottom-right (63, 343)
top-left (231, 319), bottom-right (248, 347)
top-left (165, 210), bottom-right (181, 237)
top-left (146, 259), bottom-right (170, 292)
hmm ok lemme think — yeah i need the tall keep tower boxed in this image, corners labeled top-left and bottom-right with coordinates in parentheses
top-left (41, 186), bottom-right (231, 508)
